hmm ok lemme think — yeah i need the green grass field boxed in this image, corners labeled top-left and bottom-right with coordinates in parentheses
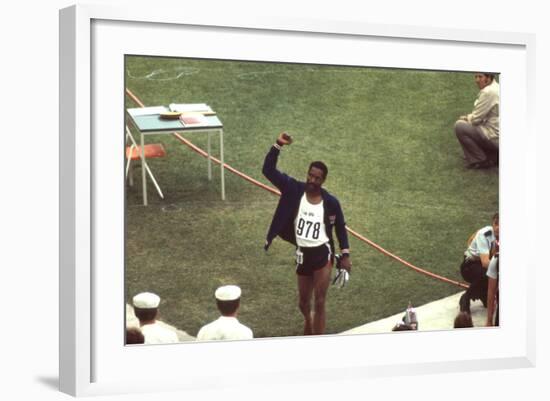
top-left (124, 56), bottom-right (498, 338)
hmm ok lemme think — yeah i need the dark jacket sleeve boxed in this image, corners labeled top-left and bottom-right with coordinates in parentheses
top-left (262, 145), bottom-right (291, 192)
top-left (333, 197), bottom-right (350, 251)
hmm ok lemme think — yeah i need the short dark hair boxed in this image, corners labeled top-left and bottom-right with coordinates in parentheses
top-left (483, 73), bottom-right (496, 81)
top-left (126, 327), bottom-right (145, 344)
top-left (134, 307), bottom-right (158, 323)
top-left (308, 161), bottom-right (328, 180)
top-left (492, 212), bottom-right (499, 223)
top-left (216, 299), bottom-right (240, 316)
top-left (454, 311), bottom-right (473, 328)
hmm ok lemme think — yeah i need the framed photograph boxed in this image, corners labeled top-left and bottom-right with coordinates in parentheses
top-left (60, 4), bottom-right (536, 397)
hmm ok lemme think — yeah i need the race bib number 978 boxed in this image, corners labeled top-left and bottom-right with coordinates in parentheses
top-left (296, 217), bottom-right (321, 240)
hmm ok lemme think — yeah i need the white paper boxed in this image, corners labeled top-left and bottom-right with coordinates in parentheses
top-left (127, 106), bottom-right (167, 116)
top-left (169, 103), bottom-right (212, 113)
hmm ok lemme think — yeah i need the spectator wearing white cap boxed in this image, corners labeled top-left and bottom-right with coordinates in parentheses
top-left (132, 292), bottom-right (179, 345)
top-left (196, 285), bottom-right (253, 341)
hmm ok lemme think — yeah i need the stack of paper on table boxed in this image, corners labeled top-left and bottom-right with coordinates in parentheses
top-left (169, 103), bottom-right (213, 113)
top-left (129, 106), bottom-right (168, 116)
top-left (178, 112), bottom-right (209, 127)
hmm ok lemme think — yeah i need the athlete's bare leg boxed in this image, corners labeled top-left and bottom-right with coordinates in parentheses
top-left (312, 261), bottom-right (332, 335)
top-left (297, 274), bottom-right (314, 335)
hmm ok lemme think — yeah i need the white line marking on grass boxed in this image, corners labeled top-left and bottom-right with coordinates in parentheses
top-left (127, 67), bottom-right (200, 81)
top-left (236, 68), bottom-right (373, 80)
top-left (236, 70), bottom-right (283, 80)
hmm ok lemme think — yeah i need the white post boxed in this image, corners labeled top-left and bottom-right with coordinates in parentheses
top-left (220, 129), bottom-right (225, 200)
top-left (141, 133), bottom-right (148, 206)
top-left (207, 131), bottom-right (212, 181)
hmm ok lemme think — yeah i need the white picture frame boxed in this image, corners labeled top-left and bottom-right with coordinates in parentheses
top-left (59, 4), bottom-right (536, 397)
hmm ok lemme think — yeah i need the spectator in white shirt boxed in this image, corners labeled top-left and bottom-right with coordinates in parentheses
top-left (132, 292), bottom-right (179, 345)
top-left (197, 285), bottom-right (253, 341)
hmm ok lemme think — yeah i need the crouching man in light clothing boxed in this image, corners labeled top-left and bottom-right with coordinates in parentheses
top-left (454, 73), bottom-right (499, 169)
top-left (197, 285), bottom-right (253, 341)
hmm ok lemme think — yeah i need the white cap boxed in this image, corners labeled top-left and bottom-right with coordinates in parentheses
top-left (215, 285), bottom-right (241, 301)
top-left (133, 292), bottom-right (160, 309)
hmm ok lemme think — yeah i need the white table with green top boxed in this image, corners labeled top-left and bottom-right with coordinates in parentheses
top-left (126, 105), bottom-right (225, 205)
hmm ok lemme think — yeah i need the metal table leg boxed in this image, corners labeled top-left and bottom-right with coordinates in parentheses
top-left (220, 128), bottom-right (225, 200)
top-left (207, 131), bottom-right (212, 181)
top-left (140, 132), bottom-right (148, 206)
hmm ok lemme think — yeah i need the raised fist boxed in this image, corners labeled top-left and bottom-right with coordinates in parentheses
top-left (277, 132), bottom-right (293, 145)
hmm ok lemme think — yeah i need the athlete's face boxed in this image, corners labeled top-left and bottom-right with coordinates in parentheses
top-left (492, 218), bottom-right (499, 240)
top-left (306, 167), bottom-right (325, 193)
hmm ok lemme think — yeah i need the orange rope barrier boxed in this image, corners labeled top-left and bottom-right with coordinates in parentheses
top-left (125, 88), bottom-right (469, 289)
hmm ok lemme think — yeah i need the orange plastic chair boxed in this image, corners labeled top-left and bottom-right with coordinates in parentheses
top-left (126, 143), bottom-right (166, 160)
